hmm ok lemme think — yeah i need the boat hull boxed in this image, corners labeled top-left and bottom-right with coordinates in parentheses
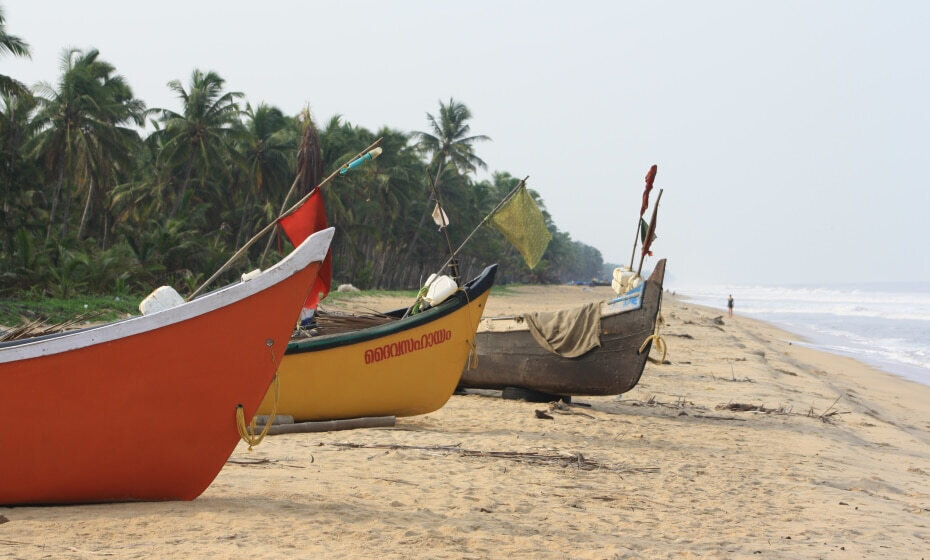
top-left (258, 265), bottom-right (497, 421)
top-left (460, 260), bottom-right (666, 396)
top-left (0, 230), bottom-right (333, 505)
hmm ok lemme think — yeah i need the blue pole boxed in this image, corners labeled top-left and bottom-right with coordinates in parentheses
top-left (339, 147), bottom-right (383, 175)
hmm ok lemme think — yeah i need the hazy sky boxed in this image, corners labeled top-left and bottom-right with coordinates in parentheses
top-left (4, 1), bottom-right (928, 286)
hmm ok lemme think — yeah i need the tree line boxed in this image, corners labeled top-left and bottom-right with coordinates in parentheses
top-left (0, 8), bottom-right (603, 298)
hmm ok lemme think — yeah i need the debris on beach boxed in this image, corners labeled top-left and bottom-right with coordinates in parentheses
top-left (715, 397), bottom-right (849, 423)
top-left (716, 402), bottom-right (768, 412)
top-left (0, 312), bottom-right (102, 343)
top-left (323, 441), bottom-right (660, 474)
top-left (547, 401), bottom-right (596, 418)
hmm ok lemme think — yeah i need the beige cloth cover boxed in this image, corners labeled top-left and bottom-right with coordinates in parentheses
top-left (522, 301), bottom-right (602, 358)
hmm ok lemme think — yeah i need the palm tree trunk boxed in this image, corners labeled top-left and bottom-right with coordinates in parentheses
top-left (234, 187), bottom-right (253, 249)
top-left (169, 155), bottom-right (194, 219)
top-left (45, 163), bottom-right (65, 242)
top-left (59, 174), bottom-right (73, 238)
top-left (76, 176), bottom-right (94, 240)
top-left (258, 170), bottom-right (302, 266)
top-left (59, 138), bottom-right (81, 239)
top-left (402, 159), bottom-right (445, 265)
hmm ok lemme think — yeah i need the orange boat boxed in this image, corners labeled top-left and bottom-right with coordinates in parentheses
top-left (0, 228), bottom-right (335, 505)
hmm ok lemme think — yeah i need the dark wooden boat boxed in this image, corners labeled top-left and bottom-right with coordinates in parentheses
top-left (459, 259), bottom-right (666, 396)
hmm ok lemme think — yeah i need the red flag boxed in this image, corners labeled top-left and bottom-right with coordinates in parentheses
top-left (640, 164), bottom-right (657, 216)
top-left (278, 189), bottom-right (332, 311)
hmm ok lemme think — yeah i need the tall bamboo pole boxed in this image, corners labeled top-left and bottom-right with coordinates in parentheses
top-left (426, 167), bottom-right (460, 282)
top-left (258, 170), bottom-right (304, 267)
top-left (187, 138), bottom-right (383, 300)
top-left (400, 176), bottom-right (529, 319)
top-left (629, 217), bottom-right (643, 269)
top-left (439, 175), bottom-right (528, 273)
top-left (402, 156), bottom-right (446, 265)
top-left (630, 165), bottom-right (657, 269)
top-left (636, 188), bottom-right (663, 276)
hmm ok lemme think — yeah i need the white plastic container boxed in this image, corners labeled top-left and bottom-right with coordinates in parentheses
top-left (424, 275), bottom-right (457, 306)
top-left (139, 286), bottom-right (185, 315)
top-left (611, 266), bottom-right (640, 295)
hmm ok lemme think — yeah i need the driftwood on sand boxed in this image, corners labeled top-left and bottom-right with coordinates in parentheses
top-left (716, 394), bottom-right (849, 423)
top-left (251, 415), bottom-right (295, 425)
top-left (323, 442), bottom-right (660, 474)
top-left (254, 416), bottom-right (396, 435)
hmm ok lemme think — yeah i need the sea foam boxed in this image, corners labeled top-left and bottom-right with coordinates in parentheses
top-left (678, 282), bottom-right (930, 386)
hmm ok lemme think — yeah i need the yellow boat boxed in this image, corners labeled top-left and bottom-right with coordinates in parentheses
top-left (257, 265), bottom-right (497, 421)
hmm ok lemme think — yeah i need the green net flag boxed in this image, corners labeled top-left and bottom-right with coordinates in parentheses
top-left (639, 217), bottom-right (657, 248)
top-left (639, 217), bottom-right (649, 243)
top-left (490, 185), bottom-right (552, 269)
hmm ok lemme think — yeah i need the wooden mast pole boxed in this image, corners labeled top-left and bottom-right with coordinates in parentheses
top-left (401, 176), bottom-right (528, 319)
top-left (426, 167), bottom-right (460, 283)
top-left (630, 165), bottom-right (657, 269)
top-left (187, 138), bottom-right (383, 300)
top-left (636, 188), bottom-right (663, 276)
top-left (438, 175), bottom-right (528, 273)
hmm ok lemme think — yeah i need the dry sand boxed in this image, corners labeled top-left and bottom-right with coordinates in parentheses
top-left (2, 286), bottom-right (929, 558)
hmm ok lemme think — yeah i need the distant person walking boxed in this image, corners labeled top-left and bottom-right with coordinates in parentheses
top-left (727, 294), bottom-right (734, 318)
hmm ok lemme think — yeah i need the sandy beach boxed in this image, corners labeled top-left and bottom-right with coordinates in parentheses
top-left (2, 286), bottom-right (929, 559)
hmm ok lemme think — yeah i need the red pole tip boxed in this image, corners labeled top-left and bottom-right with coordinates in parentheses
top-left (645, 164), bottom-right (658, 188)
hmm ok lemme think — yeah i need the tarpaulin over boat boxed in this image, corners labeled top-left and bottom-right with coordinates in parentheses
top-left (523, 301), bottom-right (601, 358)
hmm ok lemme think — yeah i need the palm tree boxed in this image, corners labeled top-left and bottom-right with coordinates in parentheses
top-left (156, 70), bottom-right (243, 219)
top-left (31, 48), bottom-right (145, 241)
top-left (241, 104), bottom-right (294, 192)
top-left (74, 67), bottom-right (145, 240)
top-left (0, 4), bottom-right (30, 98)
top-left (0, 92), bottom-right (38, 253)
top-left (405, 98), bottom-right (490, 266)
top-left (413, 98), bottom-right (490, 178)
top-left (0, 1), bottom-right (32, 251)
top-left (230, 102), bottom-right (296, 247)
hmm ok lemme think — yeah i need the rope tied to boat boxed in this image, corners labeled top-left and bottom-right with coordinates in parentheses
top-left (465, 338), bottom-right (479, 369)
top-left (235, 344), bottom-right (281, 450)
top-left (638, 311), bottom-right (667, 365)
top-left (458, 287), bottom-right (479, 370)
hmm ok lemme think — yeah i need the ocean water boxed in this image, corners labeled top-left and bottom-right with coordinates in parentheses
top-left (678, 282), bottom-right (930, 386)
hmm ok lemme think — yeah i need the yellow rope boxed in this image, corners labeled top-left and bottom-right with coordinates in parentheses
top-left (638, 311), bottom-right (668, 365)
top-left (235, 346), bottom-right (281, 451)
top-left (457, 286), bottom-right (480, 370)
top-left (465, 338), bottom-right (479, 369)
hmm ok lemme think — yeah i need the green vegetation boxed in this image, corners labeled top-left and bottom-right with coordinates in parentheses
top-left (323, 289), bottom-right (421, 303)
top-left (0, 6), bottom-right (604, 308)
top-left (0, 295), bottom-right (141, 326)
